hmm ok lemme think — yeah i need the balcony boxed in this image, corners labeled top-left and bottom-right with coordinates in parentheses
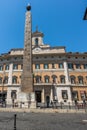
top-left (34, 81), bottom-right (52, 86)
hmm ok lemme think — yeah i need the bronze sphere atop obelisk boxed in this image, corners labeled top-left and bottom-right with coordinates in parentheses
top-left (26, 4), bottom-right (31, 11)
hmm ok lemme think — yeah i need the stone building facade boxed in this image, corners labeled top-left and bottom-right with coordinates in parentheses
top-left (0, 30), bottom-right (87, 105)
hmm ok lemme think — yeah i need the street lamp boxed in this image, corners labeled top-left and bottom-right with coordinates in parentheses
top-left (83, 8), bottom-right (87, 20)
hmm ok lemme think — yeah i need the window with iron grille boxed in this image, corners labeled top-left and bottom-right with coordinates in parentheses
top-left (62, 90), bottom-right (68, 99)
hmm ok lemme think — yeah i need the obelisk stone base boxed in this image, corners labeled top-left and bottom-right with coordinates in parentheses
top-left (29, 92), bottom-right (36, 109)
top-left (18, 92), bottom-right (36, 108)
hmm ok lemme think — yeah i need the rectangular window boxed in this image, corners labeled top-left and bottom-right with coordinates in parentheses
top-left (13, 64), bottom-right (18, 70)
top-left (52, 63), bottom-right (55, 69)
top-left (4, 77), bottom-right (8, 84)
top-left (68, 63), bottom-right (73, 69)
top-left (44, 64), bottom-right (49, 69)
top-left (0, 65), bottom-right (3, 71)
top-left (5, 65), bottom-right (9, 70)
top-left (59, 63), bottom-right (63, 68)
top-left (11, 90), bottom-right (17, 99)
top-left (83, 64), bottom-right (87, 69)
top-left (80, 91), bottom-right (86, 100)
top-left (62, 90), bottom-right (68, 99)
top-left (35, 64), bottom-right (40, 69)
top-left (0, 78), bottom-right (2, 84)
top-left (72, 91), bottom-right (78, 100)
top-left (76, 64), bottom-right (81, 69)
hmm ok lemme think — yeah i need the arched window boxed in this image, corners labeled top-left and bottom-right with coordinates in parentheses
top-left (0, 77), bottom-right (2, 84)
top-left (60, 75), bottom-right (65, 83)
top-left (78, 76), bottom-right (83, 84)
top-left (4, 76), bottom-right (8, 84)
top-left (35, 38), bottom-right (38, 46)
top-left (44, 75), bottom-right (50, 83)
top-left (12, 76), bottom-right (17, 84)
top-left (35, 75), bottom-right (41, 83)
top-left (70, 75), bottom-right (76, 84)
top-left (52, 75), bottom-right (57, 83)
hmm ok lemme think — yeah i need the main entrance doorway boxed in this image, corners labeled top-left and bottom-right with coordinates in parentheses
top-left (35, 91), bottom-right (41, 103)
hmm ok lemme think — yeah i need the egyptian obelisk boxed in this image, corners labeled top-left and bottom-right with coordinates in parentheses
top-left (21, 4), bottom-right (33, 93)
top-left (20, 4), bottom-right (36, 108)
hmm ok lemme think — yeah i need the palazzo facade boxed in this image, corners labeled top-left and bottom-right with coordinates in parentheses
top-left (0, 30), bottom-right (87, 105)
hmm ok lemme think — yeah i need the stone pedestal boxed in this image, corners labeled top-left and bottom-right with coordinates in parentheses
top-left (18, 92), bottom-right (36, 108)
top-left (29, 92), bottom-right (36, 109)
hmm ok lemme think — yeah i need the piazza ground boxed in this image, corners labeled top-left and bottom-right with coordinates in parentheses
top-left (0, 112), bottom-right (87, 130)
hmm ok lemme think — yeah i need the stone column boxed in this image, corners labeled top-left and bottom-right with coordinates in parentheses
top-left (64, 61), bottom-right (70, 84)
top-left (8, 63), bottom-right (13, 85)
top-left (42, 87), bottom-right (45, 103)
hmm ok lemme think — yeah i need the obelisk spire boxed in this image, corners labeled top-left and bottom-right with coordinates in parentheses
top-left (21, 4), bottom-right (33, 93)
top-left (83, 8), bottom-right (87, 20)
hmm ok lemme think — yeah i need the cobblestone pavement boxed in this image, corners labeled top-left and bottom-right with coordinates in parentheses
top-left (0, 112), bottom-right (87, 130)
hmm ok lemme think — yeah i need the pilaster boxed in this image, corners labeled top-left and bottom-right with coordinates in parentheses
top-left (50, 86), bottom-right (53, 102)
top-left (42, 87), bottom-right (45, 103)
top-left (64, 61), bottom-right (70, 84)
top-left (8, 63), bottom-right (13, 85)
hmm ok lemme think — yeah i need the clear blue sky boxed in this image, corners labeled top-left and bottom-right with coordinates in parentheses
top-left (0, 0), bottom-right (87, 54)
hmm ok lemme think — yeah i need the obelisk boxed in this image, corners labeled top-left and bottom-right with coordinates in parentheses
top-left (21, 4), bottom-right (33, 93)
top-left (83, 8), bottom-right (87, 20)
